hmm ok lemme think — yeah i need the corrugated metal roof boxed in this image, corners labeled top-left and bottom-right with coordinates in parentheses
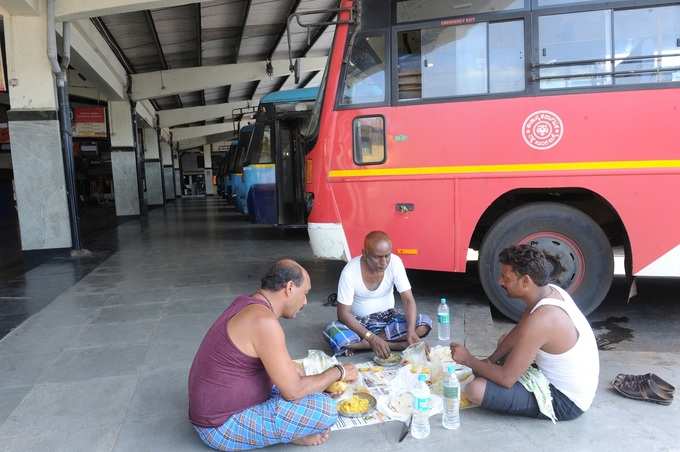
top-left (95, 0), bottom-right (339, 118)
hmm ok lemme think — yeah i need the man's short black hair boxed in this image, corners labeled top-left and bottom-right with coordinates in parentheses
top-left (498, 245), bottom-right (550, 286)
top-left (261, 260), bottom-right (305, 291)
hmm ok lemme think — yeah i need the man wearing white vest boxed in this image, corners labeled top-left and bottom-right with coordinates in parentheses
top-left (451, 245), bottom-right (599, 421)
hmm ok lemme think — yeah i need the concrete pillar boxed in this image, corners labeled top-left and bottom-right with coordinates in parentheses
top-left (160, 139), bottom-right (175, 200)
top-left (203, 144), bottom-right (214, 196)
top-left (4, 8), bottom-right (72, 250)
top-left (142, 127), bottom-right (163, 206)
top-left (173, 145), bottom-right (181, 198)
top-left (108, 101), bottom-right (140, 216)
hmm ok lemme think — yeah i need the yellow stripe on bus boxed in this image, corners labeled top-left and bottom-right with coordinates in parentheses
top-left (328, 160), bottom-right (680, 178)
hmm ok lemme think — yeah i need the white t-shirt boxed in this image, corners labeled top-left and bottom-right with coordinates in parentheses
top-left (337, 255), bottom-right (412, 318)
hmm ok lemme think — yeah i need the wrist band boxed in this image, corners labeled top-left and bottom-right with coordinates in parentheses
top-left (334, 363), bottom-right (346, 381)
top-left (364, 331), bottom-right (373, 340)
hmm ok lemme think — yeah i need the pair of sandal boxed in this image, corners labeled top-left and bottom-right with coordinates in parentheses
top-left (611, 373), bottom-right (675, 406)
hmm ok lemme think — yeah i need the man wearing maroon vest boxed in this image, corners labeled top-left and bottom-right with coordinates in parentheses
top-left (189, 259), bottom-right (358, 450)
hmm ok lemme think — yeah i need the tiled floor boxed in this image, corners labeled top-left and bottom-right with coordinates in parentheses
top-left (0, 197), bottom-right (677, 452)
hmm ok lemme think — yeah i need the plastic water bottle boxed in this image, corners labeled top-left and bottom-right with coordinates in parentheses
top-left (410, 373), bottom-right (431, 439)
top-left (437, 297), bottom-right (450, 341)
top-left (442, 363), bottom-right (461, 429)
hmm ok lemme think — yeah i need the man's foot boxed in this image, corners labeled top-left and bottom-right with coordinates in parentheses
top-left (292, 430), bottom-right (331, 446)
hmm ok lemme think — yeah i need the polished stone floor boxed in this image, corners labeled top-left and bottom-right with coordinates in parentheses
top-left (0, 198), bottom-right (677, 452)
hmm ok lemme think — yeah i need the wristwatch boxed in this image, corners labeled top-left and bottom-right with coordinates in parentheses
top-left (364, 331), bottom-right (373, 341)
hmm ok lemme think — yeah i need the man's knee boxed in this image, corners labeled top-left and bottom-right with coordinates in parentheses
top-left (416, 324), bottom-right (431, 338)
top-left (315, 394), bottom-right (338, 429)
top-left (464, 377), bottom-right (487, 406)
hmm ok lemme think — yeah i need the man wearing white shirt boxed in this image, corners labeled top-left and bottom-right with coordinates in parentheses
top-left (323, 231), bottom-right (432, 357)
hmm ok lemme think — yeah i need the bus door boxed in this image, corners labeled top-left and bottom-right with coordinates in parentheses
top-left (332, 27), bottom-right (455, 270)
top-left (276, 119), bottom-right (306, 226)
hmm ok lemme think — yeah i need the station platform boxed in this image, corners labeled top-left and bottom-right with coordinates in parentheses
top-left (0, 198), bottom-right (677, 452)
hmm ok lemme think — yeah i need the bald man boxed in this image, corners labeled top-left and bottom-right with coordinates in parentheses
top-left (189, 259), bottom-right (358, 450)
top-left (323, 231), bottom-right (432, 357)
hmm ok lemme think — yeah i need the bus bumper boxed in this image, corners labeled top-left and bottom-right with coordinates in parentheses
top-left (308, 223), bottom-right (351, 262)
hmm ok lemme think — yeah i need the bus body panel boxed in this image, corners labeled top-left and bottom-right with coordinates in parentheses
top-left (305, 1), bottom-right (680, 278)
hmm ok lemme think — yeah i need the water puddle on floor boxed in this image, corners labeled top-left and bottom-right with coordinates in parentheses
top-left (591, 316), bottom-right (635, 350)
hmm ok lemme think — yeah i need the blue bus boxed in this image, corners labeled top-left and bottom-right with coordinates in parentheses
top-left (225, 124), bottom-right (255, 210)
top-left (240, 87), bottom-right (319, 226)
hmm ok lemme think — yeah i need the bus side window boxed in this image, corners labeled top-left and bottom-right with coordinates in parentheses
top-left (397, 20), bottom-right (524, 101)
top-left (353, 116), bottom-right (386, 165)
top-left (340, 34), bottom-right (387, 105)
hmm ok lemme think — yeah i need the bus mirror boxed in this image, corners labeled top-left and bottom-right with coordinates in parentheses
top-left (293, 59), bottom-right (301, 84)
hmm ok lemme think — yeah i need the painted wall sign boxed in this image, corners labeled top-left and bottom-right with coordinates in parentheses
top-left (73, 107), bottom-right (107, 139)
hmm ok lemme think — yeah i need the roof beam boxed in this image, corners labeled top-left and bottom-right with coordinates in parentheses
top-left (61, 20), bottom-right (127, 101)
top-left (55, 0), bottom-right (214, 22)
top-left (195, 3), bottom-right (205, 107)
top-left (178, 132), bottom-right (235, 151)
top-left (135, 100), bottom-right (156, 128)
top-left (159, 99), bottom-right (259, 128)
top-left (0, 0), bottom-right (40, 16)
top-left (130, 56), bottom-right (326, 101)
top-left (171, 122), bottom-right (235, 142)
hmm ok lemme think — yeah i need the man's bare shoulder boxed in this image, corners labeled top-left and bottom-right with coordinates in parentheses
top-left (517, 306), bottom-right (559, 335)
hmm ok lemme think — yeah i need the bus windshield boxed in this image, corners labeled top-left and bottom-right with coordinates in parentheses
top-left (302, 59), bottom-right (330, 141)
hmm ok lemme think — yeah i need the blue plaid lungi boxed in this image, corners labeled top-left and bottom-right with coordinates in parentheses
top-left (323, 308), bottom-right (432, 356)
top-left (193, 388), bottom-right (336, 451)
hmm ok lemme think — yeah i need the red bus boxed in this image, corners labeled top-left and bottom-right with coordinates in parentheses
top-left (295, 0), bottom-right (680, 320)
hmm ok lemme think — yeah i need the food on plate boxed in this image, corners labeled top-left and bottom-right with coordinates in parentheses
top-left (325, 381), bottom-right (347, 394)
top-left (359, 366), bottom-right (384, 373)
top-left (338, 395), bottom-right (370, 415)
top-left (373, 352), bottom-right (402, 366)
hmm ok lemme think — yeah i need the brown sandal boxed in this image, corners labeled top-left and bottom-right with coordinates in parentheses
top-left (611, 374), bottom-right (674, 405)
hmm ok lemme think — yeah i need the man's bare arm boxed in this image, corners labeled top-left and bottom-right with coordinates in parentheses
top-left (485, 310), bottom-right (531, 363)
top-left (399, 290), bottom-right (418, 336)
top-left (252, 315), bottom-right (348, 400)
top-left (456, 314), bottom-right (548, 388)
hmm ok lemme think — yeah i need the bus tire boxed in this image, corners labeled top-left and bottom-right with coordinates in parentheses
top-left (478, 202), bottom-right (614, 321)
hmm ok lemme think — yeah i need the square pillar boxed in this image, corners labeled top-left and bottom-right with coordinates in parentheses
top-left (203, 144), bottom-right (214, 195)
top-left (142, 127), bottom-right (163, 206)
top-left (108, 101), bottom-right (140, 216)
top-left (4, 10), bottom-right (71, 250)
top-left (160, 139), bottom-right (175, 200)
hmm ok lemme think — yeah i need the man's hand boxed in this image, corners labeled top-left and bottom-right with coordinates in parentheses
top-left (450, 343), bottom-right (472, 366)
top-left (406, 330), bottom-right (421, 346)
top-left (342, 363), bottom-right (359, 382)
top-left (368, 335), bottom-right (391, 358)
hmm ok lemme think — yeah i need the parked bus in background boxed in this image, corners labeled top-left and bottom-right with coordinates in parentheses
top-left (241, 87), bottom-right (319, 226)
top-left (226, 124), bottom-right (254, 209)
top-left (296, 0), bottom-right (680, 320)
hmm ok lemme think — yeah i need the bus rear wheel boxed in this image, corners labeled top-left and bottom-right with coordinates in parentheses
top-left (478, 203), bottom-right (614, 321)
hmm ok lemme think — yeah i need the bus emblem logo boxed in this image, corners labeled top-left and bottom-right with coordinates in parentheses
top-left (522, 110), bottom-right (564, 150)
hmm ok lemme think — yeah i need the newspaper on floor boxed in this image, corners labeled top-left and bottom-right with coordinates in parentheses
top-left (331, 361), bottom-right (400, 431)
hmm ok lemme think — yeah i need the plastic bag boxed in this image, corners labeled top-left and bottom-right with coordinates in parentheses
top-left (298, 350), bottom-right (338, 376)
top-left (402, 342), bottom-right (428, 367)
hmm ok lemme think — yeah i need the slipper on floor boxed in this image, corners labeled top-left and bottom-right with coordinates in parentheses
top-left (611, 376), bottom-right (673, 406)
top-left (614, 373), bottom-right (675, 396)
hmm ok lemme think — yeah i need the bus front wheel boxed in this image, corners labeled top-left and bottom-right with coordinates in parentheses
top-left (478, 202), bottom-right (614, 321)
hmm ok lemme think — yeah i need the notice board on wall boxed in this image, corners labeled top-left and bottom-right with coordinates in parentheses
top-left (73, 107), bottom-right (107, 138)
